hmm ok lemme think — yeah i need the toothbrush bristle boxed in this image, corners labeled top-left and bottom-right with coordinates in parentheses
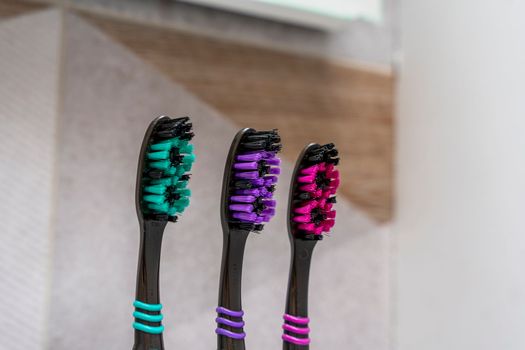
top-left (140, 116), bottom-right (195, 221)
top-left (227, 129), bottom-right (282, 231)
top-left (291, 143), bottom-right (339, 240)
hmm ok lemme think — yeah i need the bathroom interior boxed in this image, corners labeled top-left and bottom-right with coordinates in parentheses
top-left (1, 1), bottom-right (524, 349)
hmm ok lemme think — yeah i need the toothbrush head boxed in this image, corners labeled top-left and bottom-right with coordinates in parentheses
top-left (136, 116), bottom-right (195, 222)
top-left (288, 143), bottom-right (340, 240)
top-left (221, 128), bottom-right (282, 232)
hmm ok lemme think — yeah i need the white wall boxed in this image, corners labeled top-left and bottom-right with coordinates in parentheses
top-left (396, 1), bottom-right (525, 349)
top-left (0, 11), bottom-right (61, 350)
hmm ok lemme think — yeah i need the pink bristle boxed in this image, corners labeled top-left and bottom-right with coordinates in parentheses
top-left (294, 201), bottom-right (317, 214)
top-left (330, 178), bottom-right (340, 189)
top-left (313, 226), bottom-right (323, 235)
top-left (322, 220), bottom-right (335, 230)
top-left (297, 174), bottom-right (315, 183)
top-left (293, 215), bottom-right (311, 223)
top-left (298, 223), bottom-right (316, 232)
top-left (299, 183), bottom-right (317, 192)
top-left (325, 211), bottom-right (336, 219)
top-left (300, 164), bottom-right (318, 175)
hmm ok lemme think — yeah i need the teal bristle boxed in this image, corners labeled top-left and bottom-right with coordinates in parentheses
top-left (141, 117), bottom-right (195, 220)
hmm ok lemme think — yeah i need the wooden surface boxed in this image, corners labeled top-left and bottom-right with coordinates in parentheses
top-left (80, 12), bottom-right (394, 222)
top-left (0, 0), bottom-right (48, 19)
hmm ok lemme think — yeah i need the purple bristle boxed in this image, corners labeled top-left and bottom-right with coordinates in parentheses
top-left (263, 199), bottom-right (276, 207)
top-left (262, 151), bottom-right (275, 158)
top-left (236, 153), bottom-right (263, 162)
top-left (262, 191), bottom-right (273, 198)
top-left (233, 162), bottom-right (258, 170)
top-left (235, 171), bottom-right (259, 180)
top-left (264, 176), bottom-right (278, 186)
top-left (229, 204), bottom-right (254, 213)
top-left (233, 212), bottom-right (258, 222)
top-left (236, 189), bottom-right (260, 196)
top-left (231, 195), bottom-right (256, 203)
top-left (262, 208), bottom-right (275, 216)
top-left (250, 178), bottom-right (264, 186)
top-left (265, 158), bottom-right (281, 165)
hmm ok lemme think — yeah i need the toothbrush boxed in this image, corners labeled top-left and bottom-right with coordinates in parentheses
top-left (282, 143), bottom-right (340, 349)
top-left (132, 116), bottom-right (195, 350)
top-left (216, 128), bottom-right (282, 350)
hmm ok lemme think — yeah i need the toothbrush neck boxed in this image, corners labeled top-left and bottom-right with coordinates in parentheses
top-left (133, 219), bottom-right (167, 350)
top-left (219, 229), bottom-right (250, 309)
top-left (136, 220), bottom-right (167, 303)
top-left (283, 238), bottom-right (317, 350)
top-left (217, 229), bottom-right (250, 350)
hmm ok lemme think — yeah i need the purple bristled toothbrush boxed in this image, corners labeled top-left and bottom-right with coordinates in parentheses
top-left (216, 128), bottom-right (282, 350)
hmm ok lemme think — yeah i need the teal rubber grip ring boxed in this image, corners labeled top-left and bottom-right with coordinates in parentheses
top-left (133, 311), bottom-right (163, 323)
top-left (133, 322), bottom-right (164, 334)
top-left (134, 300), bottom-right (162, 312)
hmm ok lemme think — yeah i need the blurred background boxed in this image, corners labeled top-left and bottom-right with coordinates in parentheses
top-left (1, 0), bottom-right (524, 349)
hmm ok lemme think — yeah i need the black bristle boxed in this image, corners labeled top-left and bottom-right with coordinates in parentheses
top-left (268, 144), bottom-right (282, 152)
top-left (180, 132), bottom-right (194, 140)
top-left (147, 169), bottom-right (164, 179)
top-left (234, 180), bottom-right (253, 189)
top-left (298, 192), bottom-right (311, 200)
top-left (153, 214), bottom-right (169, 221)
top-left (239, 141), bottom-right (267, 150)
top-left (307, 153), bottom-right (324, 162)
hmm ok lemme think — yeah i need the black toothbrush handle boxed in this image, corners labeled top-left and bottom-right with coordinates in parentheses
top-left (283, 238), bottom-right (317, 350)
top-left (217, 229), bottom-right (250, 350)
top-left (133, 220), bottom-right (167, 350)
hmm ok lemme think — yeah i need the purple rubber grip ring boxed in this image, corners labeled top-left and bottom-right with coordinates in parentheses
top-left (216, 317), bottom-right (245, 328)
top-left (216, 306), bottom-right (244, 317)
top-left (282, 334), bottom-right (311, 346)
top-left (216, 328), bottom-right (246, 340)
top-left (283, 314), bottom-right (310, 324)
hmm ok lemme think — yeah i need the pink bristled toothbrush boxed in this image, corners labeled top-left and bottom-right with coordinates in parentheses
top-left (282, 143), bottom-right (340, 350)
